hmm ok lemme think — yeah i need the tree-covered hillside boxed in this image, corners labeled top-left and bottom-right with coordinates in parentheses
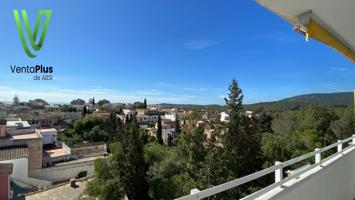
top-left (246, 92), bottom-right (354, 111)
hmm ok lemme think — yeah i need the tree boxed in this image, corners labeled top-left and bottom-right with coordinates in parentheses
top-left (86, 117), bottom-right (150, 200)
top-left (85, 157), bottom-right (125, 200)
top-left (105, 111), bottom-right (122, 141)
top-left (174, 113), bottom-right (181, 134)
top-left (178, 127), bottom-right (207, 173)
top-left (221, 79), bottom-right (264, 198)
top-left (89, 97), bottom-right (96, 106)
top-left (134, 101), bottom-right (146, 109)
top-left (257, 111), bottom-right (273, 133)
top-left (13, 95), bottom-right (19, 106)
top-left (144, 98), bottom-right (147, 109)
top-left (157, 115), bottom-right (163, 145)
top-left (71, 98), bottom-right (85, 105)
top-left (167, 134), bottom-right (173, 147)
top-left (119, 118), bottom-right (150, 199)
top-left (82, 106), bottom-right (88, 118)
top-left (198, 130), bottom-right (226, 193)
top-left (97, 99), bottom-right (110, 106)
top-left (222, 79), bottom-right (244, 178)
top-left (330, 111), bottom-right (354, 139)
top-left (241, 116), bottom-right (264, 172)
top-left (83, 125), bottom-right (107, 142)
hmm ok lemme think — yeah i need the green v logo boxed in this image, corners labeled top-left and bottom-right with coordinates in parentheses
top-left (13, 10), bottom-right (52, 58)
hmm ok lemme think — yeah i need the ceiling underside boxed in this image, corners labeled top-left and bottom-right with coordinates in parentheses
top-left (256, 0), bottom-right (355, 62)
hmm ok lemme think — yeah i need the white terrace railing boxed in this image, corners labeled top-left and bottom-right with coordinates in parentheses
top-left (176, 134), bottom-right (355, 200)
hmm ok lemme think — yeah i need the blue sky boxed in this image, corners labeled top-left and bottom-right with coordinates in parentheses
top-left (0, 0), bottom-right (354, 104)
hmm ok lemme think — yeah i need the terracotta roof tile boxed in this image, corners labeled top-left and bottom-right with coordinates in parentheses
top-left (0, 146), bottom-right (28, 161)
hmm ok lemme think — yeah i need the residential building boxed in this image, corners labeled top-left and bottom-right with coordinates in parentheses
top-left (37, 128), bottom-right (57, 146)
top-left (136, 114), bottom-right (158, 124)
top-left (220, 112), bottom-right (229, 122)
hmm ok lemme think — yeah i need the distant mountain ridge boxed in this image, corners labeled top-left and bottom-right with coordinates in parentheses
top-left (280, 92), bottom-right (353, 106)
top-left (246, 92), bottom-right (354, 111)
top-left (157, 92), bottom-right (354, 111)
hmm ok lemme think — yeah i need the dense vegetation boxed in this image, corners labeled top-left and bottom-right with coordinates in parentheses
top-left (58, 112), bottom-right (121, 146)
top-left (68, 80), bottom-right (355, 200)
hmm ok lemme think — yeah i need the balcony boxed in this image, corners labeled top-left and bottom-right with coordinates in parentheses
top-left (176, 135), bottom-right (355, 200)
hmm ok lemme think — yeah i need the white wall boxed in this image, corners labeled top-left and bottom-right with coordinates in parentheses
top-left (29, 159), bottom-right (95, 182)
top-left (0, 158), bottom-right (51, 188)
top-left (259, 147), bottom-right (355, 200)
top-left (164, 114), bottom-right (176, 121)
top-left (0, 158), bottom-right (28, 179)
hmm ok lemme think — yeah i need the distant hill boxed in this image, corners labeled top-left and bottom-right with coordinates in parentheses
top-left (280, 92), bottom-right (353, 106)
top-left (153, 92), bottom-right (354, 112)
top-left (246, 92), bottom-right (354, 111)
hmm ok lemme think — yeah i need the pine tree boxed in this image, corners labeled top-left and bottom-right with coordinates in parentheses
top-left (222, 79), bottom-right (245, 198)
top-left (222, 79), bottom-right (263, 199)
top-left (157, 115), bottom-right (163, 145)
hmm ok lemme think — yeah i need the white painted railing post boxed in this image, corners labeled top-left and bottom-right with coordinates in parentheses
top-left (337, 140), bottom-right (343, 152)
top-left (190, 188), bottom-right (200, 200)
top-left (275, 161), bottom-right (282, 183)
top-left (352, 135), bottom-right (355, 146)
top-left (315, 148), bottom-right (321, 164)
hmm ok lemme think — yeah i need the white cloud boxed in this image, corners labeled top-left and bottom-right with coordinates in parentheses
top-left (331, 67), bottom-right (346, 71)
top-left (184, 39), bottom-right (219, 50)
top-left (183, 87), bottom-right (209, 92)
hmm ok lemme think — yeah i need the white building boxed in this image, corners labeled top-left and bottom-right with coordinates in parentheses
top-left (164, 113), bottom-right (176, 121)
top-left (136, 114), bottom-right (158, 123)
top-left (220, 112), bottom-right (229, 122)
top-left (37, 128), bottom-right (58, 145)
top-left (163, 112), bottom-right (184, 122)
top-left (123, 109), bottom-right (135, 116)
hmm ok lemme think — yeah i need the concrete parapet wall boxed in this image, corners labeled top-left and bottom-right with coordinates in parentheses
top-left (29, 157), bottom-right (97, 182)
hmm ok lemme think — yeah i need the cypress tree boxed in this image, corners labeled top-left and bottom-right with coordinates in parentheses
top-left (144, 98), bottom-right (147, 109)
top-left (82, 106), bottom-right (88, 118)
top-left (174, 113), bottom-right (181, 134)
top-left (120, 118), bottom-right (150, 200)
top-left (167, 134), bottom-right (173, 147)
top-left (157, 115), bottom-right (163, 145)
